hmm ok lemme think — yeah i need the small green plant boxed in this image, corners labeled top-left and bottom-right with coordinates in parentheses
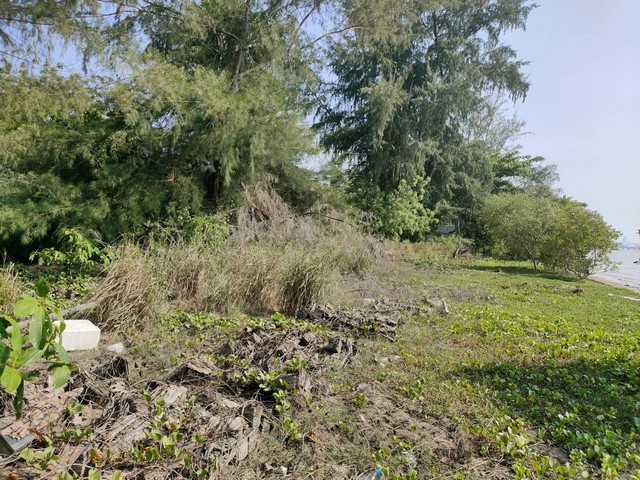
top-left (283, 417), bottom-right (303, 442)
top-left (129, 394), bottom-right (189, 464)
top-left (232, 367), bottom-right (293, 414)
top-left (52, 426), bottom-right (94, 443)
top-left (55, 469), bottom-right (125, 480)
top-left (161, 310), bottom-right (239, 333)
top-left (0, 278), bottom-right (73, 418)
top-left (401, 377), bottom-right (426, 401)
top-left (338, 420), bottom-right (354, 435)
top-left (19, 444), bottom-right (59, 471)
top-left (30, 228), bottom-right (110, 269)
top-left (353, 392), bottom-right (368, 408)
top-left (285, 357), bottom-right (309, 372)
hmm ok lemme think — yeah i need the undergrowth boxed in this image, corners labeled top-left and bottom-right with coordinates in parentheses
top-left (93, 182), bottom-right (377, 331)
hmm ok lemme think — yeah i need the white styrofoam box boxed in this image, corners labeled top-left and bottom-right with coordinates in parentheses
top-left (53, 319), bottom-right (101, 351)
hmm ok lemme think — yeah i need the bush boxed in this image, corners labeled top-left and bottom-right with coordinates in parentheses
top-left (480, 192), bottom-right (619, 277)
top-left (369, 177), bottom-right (437, 241)
top-left (29, 228), bottom-right (110, 269)
top-left (93, 185), bottom-right (378, 326)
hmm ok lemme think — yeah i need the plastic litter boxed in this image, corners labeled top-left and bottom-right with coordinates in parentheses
top-left (357, 469), bottom-right (383, 480)
top-left (401, 450), bottom-right (417, 468)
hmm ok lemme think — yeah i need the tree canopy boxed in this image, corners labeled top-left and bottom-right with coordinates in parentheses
top-left (4, 0), bottom-right (615, 269)
top-left (317, 0), bottom-right (536, 224)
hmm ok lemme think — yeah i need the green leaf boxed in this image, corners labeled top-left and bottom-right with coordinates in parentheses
top-left (13, 381), bottom-right (24, 419)
top-left (51, 364), bottom-right (71, 389)
top-left (0, 343), bottom-right (10, 366)
top-left (29, 313), bottom-right (44, 350)
top-left (0, 314), bottom-right (12, 338)
top-left (10, 319), bottom-right (23, 352)
top-left (19, 447), bottom-right (35, 462)
top-left (1, 365), bottom-right (22, 392)
top-left (35, 278), bottom-right (50, 299)
top-left (20, 347), bottom-right (44, 367)
top-left (13, 296), bottom-right (40, 318)
top-left (88, 469), bottom-right (101, 480)
top-left (53, 342), bottom-right (69, 362)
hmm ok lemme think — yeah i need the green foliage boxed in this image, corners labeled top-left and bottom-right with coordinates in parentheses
top-left (388, 257), bottom-right (640, 477)
top-left (19, 444), bottom-right (59, 471)
top-left (0, 0), bottom-right (316, 257)
top-left (0, 0), bottom-right (100, 65)
top-left (126, 393), bottom-right (204, 472)
top-left (160, 310), bottom-right (239, 333)
top-left (367, 177), bottom-right (436, 241)
top-left (318, 0), bottom-right (535, 224)
top-left (539, 201), bottom-right (620, 277)
top-left (146, 210), bottom-right (229, 248)
top-left (30, 228), bottom-right (110, 269)
top-left (480, 192), bottom-right (619, 276)
top-left (490, 151), bottom-right (559, 194)
top-left (0, 279), bottom-right (72, 418)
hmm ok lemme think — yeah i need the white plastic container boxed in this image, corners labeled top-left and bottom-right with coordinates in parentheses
top-left (53, 319), bottom-right (101, 351)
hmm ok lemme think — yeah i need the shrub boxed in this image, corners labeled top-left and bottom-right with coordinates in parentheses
top-left (480, 192), bottom-right (619, 277)
top-left (29, 228), bottom-right (110, 269)
top-left (370, 177), bottom-right (437, 241)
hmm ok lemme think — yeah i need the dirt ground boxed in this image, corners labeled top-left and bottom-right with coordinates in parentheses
top-left (0, 291), bottom-right (514, 479)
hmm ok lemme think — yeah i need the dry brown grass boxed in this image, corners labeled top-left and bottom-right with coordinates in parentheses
top-left (0, 263), bottom-right (21, 315)
top-left (93, 246), bottom-right (161, 332)
top-left (93, 181), bottom-right (380, 329)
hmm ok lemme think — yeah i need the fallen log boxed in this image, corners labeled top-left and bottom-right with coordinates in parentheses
top-left (16, 301), bottom-right (96, 330)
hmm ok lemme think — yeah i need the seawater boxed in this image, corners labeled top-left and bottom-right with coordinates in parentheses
top-left (598, 249), bottom-right (640, 292)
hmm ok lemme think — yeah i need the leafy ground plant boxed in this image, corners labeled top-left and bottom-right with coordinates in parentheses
top-left (0, 278), bottom-right (73, 417)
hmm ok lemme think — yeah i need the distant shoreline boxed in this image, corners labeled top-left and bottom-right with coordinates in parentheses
top-left (587, 273), bottom-right (640, 293)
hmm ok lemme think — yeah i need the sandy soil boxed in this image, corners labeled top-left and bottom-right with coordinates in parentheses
top-left (588, 273), bottom-right (640, 293)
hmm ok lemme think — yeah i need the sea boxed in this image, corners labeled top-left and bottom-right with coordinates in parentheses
top-left (598, 249), bottom-right (640, 292)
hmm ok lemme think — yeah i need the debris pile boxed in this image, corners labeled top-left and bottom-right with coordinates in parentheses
top-left (0, 300), bottom-right (438, 478)
top-left (298, 299), bottom-right (430, 340)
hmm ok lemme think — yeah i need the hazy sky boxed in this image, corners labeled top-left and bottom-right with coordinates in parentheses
top-left (503, 0), bottom-right (640, 241)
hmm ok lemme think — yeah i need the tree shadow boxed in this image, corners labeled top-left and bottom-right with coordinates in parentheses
top-left (464, 264), bottom-right (579, 283)
top-left (461, 357), bottom-right (640, 457)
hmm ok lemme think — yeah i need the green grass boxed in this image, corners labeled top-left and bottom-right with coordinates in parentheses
top-left (9, 248), bottom-right (640, 479)
top-left (371, 258), bottom-right (640, 478)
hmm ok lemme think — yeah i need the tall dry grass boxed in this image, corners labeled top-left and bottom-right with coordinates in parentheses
top-left (0, 263), bottom-right (21, 315)
top-left (93, 181), bottom-right (380, 331)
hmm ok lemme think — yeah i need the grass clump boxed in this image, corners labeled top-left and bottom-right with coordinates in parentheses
top-left (93, 182), bottom-right (377, 329)
top-left (93, 245), bottom-right (161, 332)
top-left (280, 249), bottom-right (334, 315)
top-left (0, 262), bottom-right (21, 314)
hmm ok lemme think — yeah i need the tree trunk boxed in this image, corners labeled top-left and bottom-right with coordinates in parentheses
top-left (231, 0), bottom-right (251, 90)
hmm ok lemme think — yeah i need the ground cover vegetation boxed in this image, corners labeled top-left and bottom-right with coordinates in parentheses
top-left (0, 1), bottom-right (633, 479)
top-left (1, 237), bottom-right (639, 478)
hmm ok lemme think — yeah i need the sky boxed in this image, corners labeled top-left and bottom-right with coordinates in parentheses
top-left (503, 0), bottom-right (640, 242)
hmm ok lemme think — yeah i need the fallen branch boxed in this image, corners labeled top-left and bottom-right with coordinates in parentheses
top-left (16, 302), bottom-right (97, 330)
